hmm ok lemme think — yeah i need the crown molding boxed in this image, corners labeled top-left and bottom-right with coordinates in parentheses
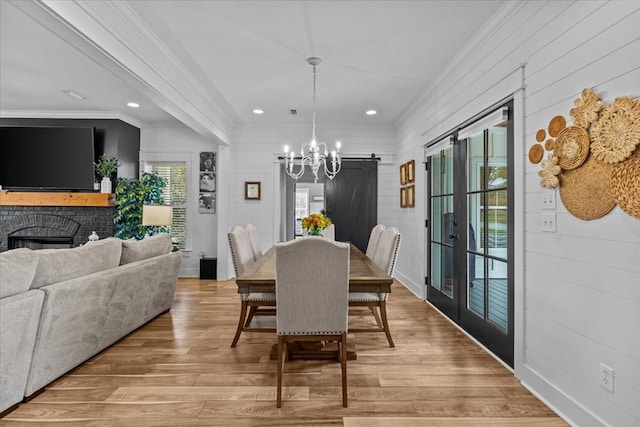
top-left (0, 110), bottom-right (143, 128)
top-left (395, 0), bottom-right (526, 128)
top-left (35, 0), bottom-right (240, 145)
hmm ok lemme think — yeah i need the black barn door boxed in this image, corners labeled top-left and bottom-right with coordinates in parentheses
top-left (325, 159), bottom-right (377, 252)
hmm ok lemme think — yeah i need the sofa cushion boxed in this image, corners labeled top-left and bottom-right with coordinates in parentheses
top-left (30, 238), bottom-right (123, 289)
top-left (0, 248), bottom-right (39, 298)
top-left (120, 233), bottom-right (173, 265)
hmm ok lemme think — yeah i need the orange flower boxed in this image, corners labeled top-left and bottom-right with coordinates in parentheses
top-left (301, 213), bottom-right (331, 232)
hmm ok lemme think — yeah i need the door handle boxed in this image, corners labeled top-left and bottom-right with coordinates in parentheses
top-left (449, 233), bottom-right (459, 239)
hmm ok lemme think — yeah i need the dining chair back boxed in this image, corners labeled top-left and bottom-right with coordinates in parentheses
top-left (228, 225), bottom-right (276, 347)
top-left (320, 223), bottom-right (335, 241)
top-left (274, 238), bottom-right (350, 407)
top-left (244, 223), bottom-right (263, 260)
top-left (372, 226), bottom-right (401, 276)
top-left (349, 226), bottom-right (401, 347)
top-left (228, 226), bottom-right (254, 276)
top-left (365, 224), bottom-right (386, 258)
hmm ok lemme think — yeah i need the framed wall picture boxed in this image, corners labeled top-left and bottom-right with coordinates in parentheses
top-left (407, 160), bottom-right (415, 183)
top-left (199, 152), bottom-right (216, 214)
top-left (400, 187), bottom-right (407, 208)
top-left (400, 163), bottom-right (408, 185)
top-left (406, 185), bottom-right (415, 208)
top-left (245, 181), bottom-right (261, 200)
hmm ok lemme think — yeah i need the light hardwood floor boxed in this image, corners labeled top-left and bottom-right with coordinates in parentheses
top-left (2, 278), bottom-right (567, 426)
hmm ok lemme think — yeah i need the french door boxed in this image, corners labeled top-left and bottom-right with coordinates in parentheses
top-left (427, 101), bottom-right (514, 366)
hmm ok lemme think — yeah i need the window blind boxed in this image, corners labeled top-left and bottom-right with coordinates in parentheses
top-left (149, 163), bottom-right (187, 248)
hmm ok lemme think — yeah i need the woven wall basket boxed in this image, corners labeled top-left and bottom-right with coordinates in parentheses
top-left (559, 155), bottom-right (616, 220)
top-left (548, 115), bottom-right (566, 137)
top-left (554, 125), bottom-right (590, 170)
top-left (611, 146), bottom-right (640, 220)
top-left (590, 96), bottom-right (640, 164)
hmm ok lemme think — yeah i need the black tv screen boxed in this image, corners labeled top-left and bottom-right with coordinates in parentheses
top-left (0, 126), bottom-right (96, 191)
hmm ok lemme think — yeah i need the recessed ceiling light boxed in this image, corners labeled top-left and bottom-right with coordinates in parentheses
top-left (366, 110), bottom-right (377, 116)
top-left (62, 90), bottom-right (85, 100)
top-left (127, 102), bottom-right (140, 108)
top-left (253, 109), bottom-right (264, 115)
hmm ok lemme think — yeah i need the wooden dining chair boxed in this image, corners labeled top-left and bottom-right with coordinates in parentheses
top-left (244, 223), bottom-right (263, 260)
top-left (349, 226), bottom-right (401, 347)
top-left (320, 223), bottom-right (335, 240)
top-left (274, 238), bottom-right (350, 407)
top-left (365, 224), bottom-right (386, 258)
top-left (228, 226), bottom-right (276, 347)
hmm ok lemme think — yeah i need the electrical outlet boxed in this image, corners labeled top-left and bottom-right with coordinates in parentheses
top-left (599, 363), bottom-right (614, 392)
top-left (541, 213), bottom-right (556, 232)
top-left (542, 191), bottom-right (556, 209)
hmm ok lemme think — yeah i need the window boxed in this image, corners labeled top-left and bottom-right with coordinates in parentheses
top-left (146, 162), bottom-right (187, 248)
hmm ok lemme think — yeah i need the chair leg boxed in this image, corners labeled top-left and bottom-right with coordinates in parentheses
top-left (340, 333), bottom-right (348, 408)
top-left (244, 305), bottom-right (258, 327)
top-left (370, 306), bottom-right (383, 328)
top-left (277, 335), bottom-right (285, 408)
top-left (231, 300), bottom-right (248, 348)
top-left (379, 300), bottom-right (395, 348)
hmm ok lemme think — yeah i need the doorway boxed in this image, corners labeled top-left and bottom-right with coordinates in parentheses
top-left (294, 183), bottom-right (325, 237)
top-left (283, 159), bottom-right (378, 250)
top-left (426, 101), bottom-right (514, 366)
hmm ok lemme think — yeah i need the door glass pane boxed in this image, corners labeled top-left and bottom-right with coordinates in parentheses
top-left (431, 195), bottom-right (453, 243)
top-left (431, 242), bottom-right (442, 292)
top-left (488, 259), bottom-right (508, 332)
top-left (443, 245), bottom-right (453, 298)
top-left (468, 255), bottom-right (485, 317)
top-left (467, 132), bottom-right (485, 192)
top-left (487, 190), bottom-right (508, 261)
top-left (432, 147), bottom-right (454, 196)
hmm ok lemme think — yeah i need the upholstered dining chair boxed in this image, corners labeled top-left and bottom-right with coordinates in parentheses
top-left (274, 238), bottom-right (350, 408)
top-left (244, 223), bottom-right (263, 260)
top-left (228, 226), bottom-right (276, 347)
top-left (320, 223), bottom-right (335, 240)
top-left (365, 224), bottom-right (386, 258)
top-left (349, 226), bottom-right (401, 347)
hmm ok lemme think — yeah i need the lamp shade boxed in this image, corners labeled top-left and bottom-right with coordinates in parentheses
top-left (142, 205), bottom-right (172, 226)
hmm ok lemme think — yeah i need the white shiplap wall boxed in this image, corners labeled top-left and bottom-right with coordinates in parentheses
top-left (395, 1), bottom-right (640, 426)
top-left (140, 125), bottom-right (219, 277)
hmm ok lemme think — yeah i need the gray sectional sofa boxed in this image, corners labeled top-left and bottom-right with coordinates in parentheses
top-left (0, 234), bottom-right (181, 413)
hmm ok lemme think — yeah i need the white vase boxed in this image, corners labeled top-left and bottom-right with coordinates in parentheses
top-left (100, 177), bottom-right (112, 193)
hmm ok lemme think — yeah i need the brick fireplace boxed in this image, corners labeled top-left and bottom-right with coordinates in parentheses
top-left (0, 192), bottom-right (116, 252)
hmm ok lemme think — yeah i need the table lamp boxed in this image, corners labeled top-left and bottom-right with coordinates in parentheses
top-left (142, 205), bottom-right (172, 235)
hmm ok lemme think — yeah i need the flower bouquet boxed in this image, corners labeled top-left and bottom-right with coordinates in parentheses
top-left (301, 212), bottom-right (331, 236)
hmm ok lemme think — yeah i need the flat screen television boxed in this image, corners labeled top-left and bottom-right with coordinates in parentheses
top-left (0, 126), bottom-right (96, 191)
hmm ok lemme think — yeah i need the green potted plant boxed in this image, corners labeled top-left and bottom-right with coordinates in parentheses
top-left (114, 172), bottom-right (168, 240)
top-left (94, 154), bottom-right (120, 193)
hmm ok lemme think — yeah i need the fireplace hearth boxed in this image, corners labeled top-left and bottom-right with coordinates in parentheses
top-left (1, 207), bottom-right (116, 252)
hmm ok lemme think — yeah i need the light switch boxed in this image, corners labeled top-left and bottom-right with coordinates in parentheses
top-left (542, 190), bottom-right (556, 210)
top-left (541, 213), bottom-right (556, 232)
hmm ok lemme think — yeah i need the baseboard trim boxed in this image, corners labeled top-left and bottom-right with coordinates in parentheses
top-left (518, 364), bottom-right (607, 427)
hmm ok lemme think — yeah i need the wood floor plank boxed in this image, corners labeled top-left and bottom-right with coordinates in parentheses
top-left (1, 278), bottom-right (567, 426)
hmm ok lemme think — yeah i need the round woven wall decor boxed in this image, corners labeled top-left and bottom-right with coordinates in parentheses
top-left (545, 138), bottom-right (555, 151)
top-left (536, 129), bottom-right (546, 142)
top-left (529, 144), bottom-right (544, 164)
top-left (570, 88), bottom-right (603, 129)
top-left (559, 155), bottom-right (616, 220)
top-left (590, 96), bottom-right (640, 164)
top-left (548, 115), bottom-right (566, 137)
top-left (611, 147), bottom-right (640, 219)
top-left (553, 125), bottom-right (590, 170)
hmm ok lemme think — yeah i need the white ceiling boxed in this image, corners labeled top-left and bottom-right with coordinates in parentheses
top-left (0, 0), bottom-right (504, 137)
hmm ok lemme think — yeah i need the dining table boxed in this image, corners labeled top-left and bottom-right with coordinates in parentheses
top-left (235, 242), bottom-right (393, 360)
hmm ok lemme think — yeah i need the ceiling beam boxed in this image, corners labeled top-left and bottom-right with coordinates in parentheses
top-left (33, 0), bottom-right (240, 145)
